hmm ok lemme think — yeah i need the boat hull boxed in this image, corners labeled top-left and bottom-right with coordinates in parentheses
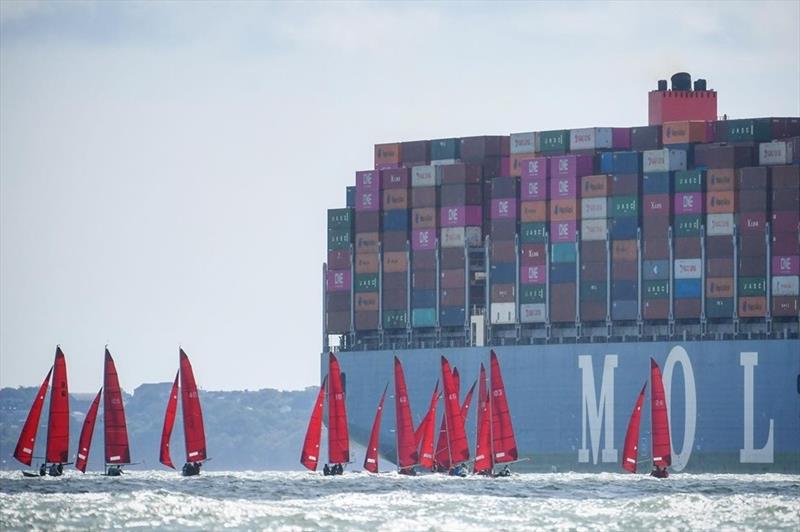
top-left (328, 339), bottom-right (800, 473)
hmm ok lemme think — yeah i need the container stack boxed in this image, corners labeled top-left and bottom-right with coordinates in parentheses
top-left (354, 170), bottom-right (381, 330)
top-left (411, 164), bottom-right (439, 328)
top-left (489, 173), bottom-right (518, 325)
top-left (736, 166), bottom-right (769, 318)
top-left (439, 163), bottom-right (483, 327)
top-left (770, 165), bottom-right (800, 318)
top-left (510, 132), bottom-right (538, 177)
top-left (640, 152), bottom-right (671, 320)
top-left (672, 169), bottom-right (705, 319)
top-left (550, 155), bottom-right (592, 322)
top-left (519, 158), bottom-right (548, 323)
top-left (705, 161), bottom-right (738, 320)
top-left (579, 171), bottom-right (609, 322)
top-left (662, 120), bottom-right (714, 167)
top-left (381, 167), bottom-right (411, 330)
top-left (326, 208), bottom-right (353, 334)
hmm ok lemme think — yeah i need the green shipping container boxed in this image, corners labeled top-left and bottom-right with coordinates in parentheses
top-left (738, 277), bottom-right (767, 296)
top-left (383, 310), bottom-right (408, 329)
top-left (430, 138), bottom-right (460, 161)
top-left (706, 297), bottom-right (734, 318)
top-left (520, 284), bottom-right (546, 304)
top-left (539, 130), bottom-right (569, 153)
top-left (644, 280), bottom-right (670, 299)
top-left (674, 215), bottom-right (702, 237)
top-left (551, 243), bottom-right (577, 263)
top-left (609, 196), bottom-right (639, 218)
top-left (580, 282), bottom-right (607, 301)
top-left (674, 170), bottom-right (705, 192)
top-left (355, 273), bottom-right (378, 292)
top-left (412, 308), bottom-right (437, 327)
top-left (328, 228), bottom-right (352, 249)
top-left (724, 119), bottom-right (773, 144)
top-left (328, 208), bottom-right (353, 230)
top-left (521, 222), bottom-right (548, 243)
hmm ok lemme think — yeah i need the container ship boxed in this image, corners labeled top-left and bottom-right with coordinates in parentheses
top-left (322, 73), bottom-right (800, 473)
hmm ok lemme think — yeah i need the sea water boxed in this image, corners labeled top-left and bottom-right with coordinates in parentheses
top-left (1, 470), bottom-right (798, 531)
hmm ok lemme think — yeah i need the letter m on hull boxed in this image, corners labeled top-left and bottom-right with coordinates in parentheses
top-left (578, 355), bottom-right (618, 464)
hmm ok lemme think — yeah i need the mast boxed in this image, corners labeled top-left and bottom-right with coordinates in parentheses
top-left (13, 368), bottom-right (52, 466)
top-left (46, 347), bottom-right (69, 464)
top-left (76, 389), bottom-right (102, 473)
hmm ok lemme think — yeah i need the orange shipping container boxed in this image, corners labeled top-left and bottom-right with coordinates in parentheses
top-left (706, 190), bottom-right (736, 214)
top-left (383, 251), bottom-right (408, 273)
top-left (355, 252), bottom-right (379, 274)
top-left (375, 143), bottom-right (402, 166)
top-left (383, 189), bottom-right (408, 210)
top-left (612, 240), bottom-right (638, 261)
top-left (550, 199), bottom-right (578, 221)
top-left (581, 175), bottom-right (609, 198)
top-left (509, 153), bottom-right (532, 177)
top-left (707, 168), bottom-right (735, 191)
top-left (738, 296), bottom-right (767, 317)
top-left (662, 120), bottom-right (711, 145)
top-left (411, 207), bottom-right (437, 229)
top-left (706, 277), bottom-right (734, 298)
top-left (355, 292), bottom-right (379, 311)
top-left (355, 232), bottom-right (379, 253)
top-left (521, 200), bottom-right (548, 222)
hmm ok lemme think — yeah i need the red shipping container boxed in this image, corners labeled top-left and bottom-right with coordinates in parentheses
top-left (550, 283), bottom-right (577, 322)
top-left (411, 186), bottom-right (437, 208)
top-left (643, 194), bottom-right (671, 216)
top-left (737, 212), bottom-right (767, 234)
top-left (374, 143), bottom-right (402, 167)
top-left (707, 235), bottom-right (734, 258)
top-left (441, 288), bottom-right (466, 306)
top-left (771, 165), bottom-right (800, 189)
top-left (612, 240), bottom-right (638, 261)
top-left (550, 199), bottom-right (578, 221)
top-left (738, 190), bottom-right (767, 212)
top-left (440, 163), bottom-right (482, 185)
top-left (772, 296), bottom-right (799, 317)
top-left (643, 299), bottom-right (670, 320)
top-left (412, 269), bottom-right (436, 289)
top-left (582, 301), bottom-right (607, 322)
top-left (674, 299), bottom-right (702, 319)
top-left (643, 238), bottom-right (669, 260)
top-left (612, 260), bottom-right (638, 280)
top-left (772, 235), bottom-right (800, 256)
top-left (771, 188), bottom-right (800, 211)
top-left (739, 235), bottom-right (766, 257)
top-left (737, 166), bottom-right (768, 190)
top-left (521, 243), bottom-right (547, 265)
top-left (382, 231), bottom-right (408, 252)
top-left (739, 256), bottom-right (766, 277)
top-left (383, 189), bottom-right (408, 210)
top-left (355, 311), bottom-right (379, 330)
top-left (581, 241), bottom-right (607, 262)
top-left (581, 175), bottom-right (609, 198)
top-left (491, 241), bottom-right (516, 262)
top-left (441, 248), bottom-right (465, 269)
top-left (581, 260), bottom-right (608, 282)
top-left (772, 211), bottom-right (799, 233)
top-left (326, 292), bottom-right (351, 312)
top-left (381, 167), bottom-right (410, 190)
top-left (675, 237), bottom-right (701, 258)
top-left (706, 258), bottom-right (734, 277)
top-left (492, 284), bottom-right (516, 303)
top-left (642, 217), bottom-right (670, 239)
top-left (328, 249), bottom-right (351, 270)
top-left (441, 269), bottom-right (466, 289)
top-left (706, 277), bottom-right (734, 298)
top-left (738, 297), bottom-right (767, 318)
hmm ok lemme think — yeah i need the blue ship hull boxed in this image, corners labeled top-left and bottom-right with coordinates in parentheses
top-left (329, 340), bottom-right (800, 472)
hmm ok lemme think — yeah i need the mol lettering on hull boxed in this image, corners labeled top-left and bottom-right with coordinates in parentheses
top-left (328, 340), bottom-right (799, 473)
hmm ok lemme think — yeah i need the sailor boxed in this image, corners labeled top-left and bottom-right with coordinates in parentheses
top-left (398, 467), bottom-right (416, 476)
top-left (39, 463), bottom-right (47, 476)
top-left (323, 464), bottom-right (331, 476)
top-left (651, 465), bottom-right (669, 478)
top-left (334, 463), bottom-right (343, 475)
top-left (497, 465), bottom-right (511, 477)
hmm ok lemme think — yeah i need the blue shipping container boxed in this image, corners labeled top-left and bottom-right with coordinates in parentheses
top-left (440, 307), bottom-right (466, 327)
top-left (643, 260), bottom-right (670, 280)
top-left (642, 172), bottom-right (672, 195)
top-left (412, 307), bottom-right (437, 327)
top-left (612, 280), bottom-right (638, 300)
top-left (612, 300), bottom-right (639, 320)
top-left (412, 289), bottom-right (437, 308)
top-left (611, 151), bottom-right (642, 174)
top-left (609, 216), bottom-right (639, 240)
top-left (550, 262), bottom-right (577, 284)
top-left (382, 209), bottom-right (410, 232)
top-left (674, 279), bottom-right (702, 299)
top-left (491, 262), bottom-right (516, 284)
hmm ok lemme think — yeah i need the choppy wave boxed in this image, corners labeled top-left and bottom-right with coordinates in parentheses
top-left (1, 471), bottom-right (798, 531)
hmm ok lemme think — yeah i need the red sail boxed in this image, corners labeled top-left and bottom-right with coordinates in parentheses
top-left (159, 371), bottom-right (179, 468)
top-left (418, 382), bottom-right (440, 469)
top-left (394, 356), bottom-right (418, 468)
top-left (490, 350), bottom-right (518, 464)
top-left (76, 389), bottom-right (102, 473)
top-left (46, 347), bottom-right (69, 464)
top-left (327, 352), bottom-right (350, 464)
top-left (104, 350), bottom-right (131, 465)
top-left (473, 364), bottom-right (492, 474)
top-left (13, 368), bottom-right (52, 466)
top-left (622, 383), bottom-right (647, 473)
top-left (435, 376), bottom-right (475, 469)
top-left (180, 349), bottom-right (207, 463)
top-left (301, 376), bottom-right (327, 471)
top-left (441, 356), bottom-right (469, 464)
top-left (363, 383), bottom-right (387, 473)
top-left (650, 358), bottom-right (672, 468)
top-left (461, 380), bottom-right (476, 421)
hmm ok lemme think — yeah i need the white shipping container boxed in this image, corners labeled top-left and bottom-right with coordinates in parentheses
top-left (431, 158), bottom-right (458, 166)
top-left (759, 141), bottom-right (794, 166)
top-left (581, 218), bottom-right (608, 241)
top-left (520, 303), bottom-right (546, 323)
top-left (570, 127), bottom-right (612, 151)
top-left (440, 227), bottom-right (465, 248)
top-left (581, 197), bottom-right (608, 219)
top-left (772, 276), bottom-right (800, 296)
top-left (706, 213), bottom-right (734, 236)
top-left (510, 132), bottom-right (539, 154)
top-left (674, 258), bottom-right (702, 279)
top-left (643, 148), bottom-right (687, 173)
top-left (465, 226), bottom-right (482, 247)
top-left (491, 303), bottom-right (516, 324)
top-left (411, 165), bottom-right (439, 187)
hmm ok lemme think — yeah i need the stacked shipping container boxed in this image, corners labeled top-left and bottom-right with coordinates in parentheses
top-left (326, 208), bottom-right (353, 333)
top-left (382, 167), bottom-right (410, 329)
top-left (770, 166), bottom-right (800, 317)
top-left (411, 164), bottom-right (438, 327)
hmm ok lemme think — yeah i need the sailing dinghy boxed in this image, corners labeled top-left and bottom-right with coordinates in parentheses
top-left (394, 356), bottom-right (419, 475)
top-left (300, 352), bottom-right (351, 475)
top-left (159, 349), bottom-right (208, 476)
top-left (621, 358), bottom-right (672, 478)
top-left (363, 383), bottom-right (388, 473)
top-left (434, 368), bottom-right (475, 473)
top-left (14, 347), bottom-right (70, 477)
top-left (441, 356), bottom-right (470, 476)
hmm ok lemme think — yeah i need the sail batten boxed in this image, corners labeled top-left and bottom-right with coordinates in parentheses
top-left (104, 350), bottom-right (131, 465)
top-left (363, 383), bottom-right (387, 473)
top-left (13, 368), bottom-right (52, 466)
top-left (46, 348), bottom-right (69, 464)
top-left (301, 376), bottom-right (327, 471)
top-left (76, 389), bottom-right (102, 473)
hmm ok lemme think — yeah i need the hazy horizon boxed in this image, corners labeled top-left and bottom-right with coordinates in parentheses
top-left (2, 1), bottom-right (799, 393)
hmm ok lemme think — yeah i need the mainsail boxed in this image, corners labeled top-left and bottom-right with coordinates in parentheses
top-left (473, 363), bottom-right (492, 474)
top-left (76, 389), bottom-right (102, 473)
top-left (327, 353), bottom-right (350, 464)
top-left (159, 371), bottom-right (180, 468)
top-left (622, 383), bottom-right (647, 473)
top-left (13, 368), bottom-right (52, 466)
top-left (418, 382), bottom-right (440, 469)
top-left (441, 356), bottom-right (469, 464)
top-left (489, 350), bottom-right (518, 463)
top-left (180, 349), bottom-right (207, 463)
top-left (650, 358), bottom-right (672, 468)
top-left (300, 376), bottom-right (327, 471)
top-left (394, 356), bottom-right (418, 469)
top-left (104, 350), bottom-right (131, 466)
top-left (46, 347), bottom-right (69, 464)
top-left (363, 383), bottom-right (387, 473)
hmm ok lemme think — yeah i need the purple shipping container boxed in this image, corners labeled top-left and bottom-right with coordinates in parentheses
top-left (440, 205), bottom-right (482, 227)
top-left (327, 269), bottom-right (352, 291)
top-left (521, 176), bottom-right (547, 201)
top-left (551, 220), bottom-right (577, 243)
top-left (772, 211), bottom-right (800, 233)
top-left (355, 189), bottom-right (380, 212)
top-left (674, 192), bottom-right (703, 215)
top-left (381, 167), bottom-right (410, 189)
top-left (356, 170), bottom-right (381, 191)
top-left (549, 154), bottom-right (594, 179)
top-left (773, 256), bottom-right (800, 276)
top-left (612, 128), bottom-right (632, 149)
top-left (501, 157), bottom-right (510, 176)
top-left (491, 198), bottom-right (518, 220)
top-left (412, 229), bottom-right (436, 251)
top-left (521, 157), bottom-right (549, 179)
top-left (521, 264), bottom-right (547, 284)
top-left (550, 176), bottom-right (579, 200)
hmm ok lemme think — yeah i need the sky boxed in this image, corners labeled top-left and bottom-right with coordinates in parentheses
top-left (1, 1), bottom-right (799, 393)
